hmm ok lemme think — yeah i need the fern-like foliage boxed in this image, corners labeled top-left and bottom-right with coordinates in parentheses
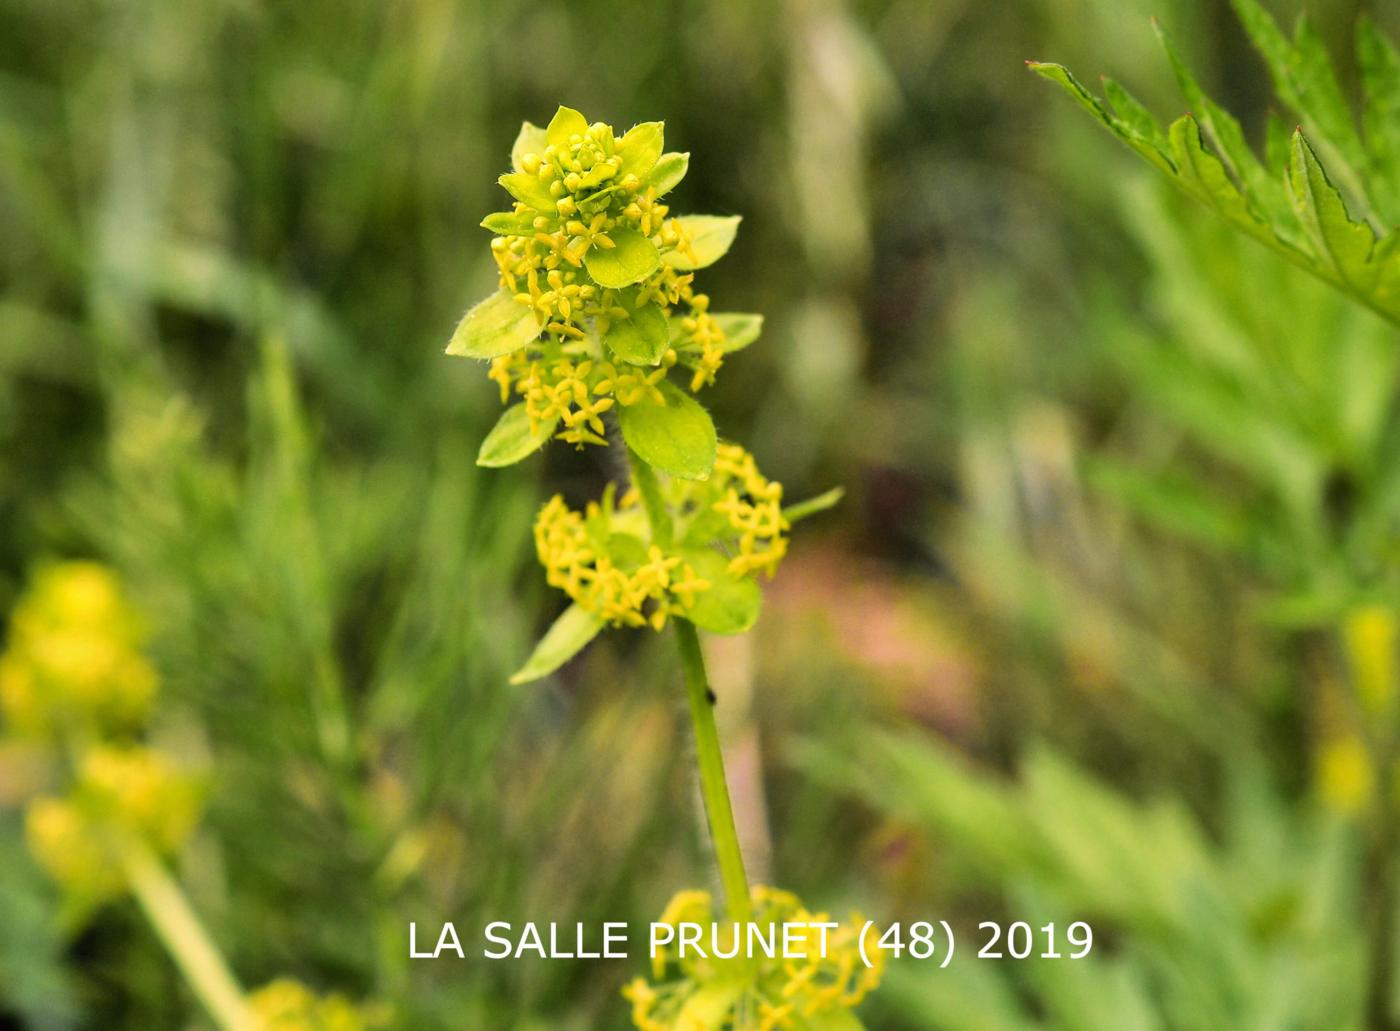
top-left (1031, 0), bottom-right (1400, 327)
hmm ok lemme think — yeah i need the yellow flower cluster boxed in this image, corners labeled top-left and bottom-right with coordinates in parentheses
top-left (534, 490), bottom-right (712, 630)
top-left (1, 562), bottom-right (201, 906)
top-left (489, 347), bottom-right (679, 447)
top-left (623, 886), bottom-right (885, 1031)
top-left (705, 444), bottom-right (788, 578)
top-left (532, 446), bottom-right (789, 629)
top-left (249, 979), bottom-right (390, 1031)
top-left (482, 109), bottom-right (737, 447)
top-left (0, 561), bottom-right (156, 738)
top-left (26, 745), bottom-right (202, 903)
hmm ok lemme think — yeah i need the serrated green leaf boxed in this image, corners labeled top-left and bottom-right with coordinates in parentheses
top-left (1101, 76), bottom-right (1168, 154)
top-left (445, 291), bottom-right (540, 359)
top-left (510, 122), bottom-right (547, 173)
top-left (783, 486), bottom-right (844, 523)
top-left (1152, 19), bottom-right (1283, 220)
top-left (585, 227), bottom-right (661, 288)
top-left (649, 152), bottom-right (690, 197)
top-left (510, 604), bottom-right (605, 684)
top-left (498, 172), bottom-right (555, 212)
top-left (545, 105), bottom-right (588, 149)
top-left (711, 312), bottom-right (763, 353)
top-left (1164, 115), bottom-right (1271, 246)
top-left (481, 210), bottom-right (540, 236)
top-left (618, 379), bottom-right (716, 480)
top-left (603, 301), bottom-right (669, 365)
top-left (679, 548), bottom-right (761, 635)
top-left (476, 403), bottom-right (557, 467)
top-left (618, 121), bottom-right (664, 179)
top-left (1027, 62), bottom-right (1175, 177)
top-left (663, 215), bottom-right (741, 270)
top-left (1231, 0), bottom-right (1372, 216)
top-left (1286, 132), bottom-right (1380, 296)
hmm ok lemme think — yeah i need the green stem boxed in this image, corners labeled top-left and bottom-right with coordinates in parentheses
top-left (628, 446), bottom-right (673, 548)
top-left (676, 618), bottom-right (752, 924)
top-left (120, 837), bottom-right (253, 1031)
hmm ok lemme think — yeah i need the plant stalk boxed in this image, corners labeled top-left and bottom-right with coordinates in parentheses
top-left (120, 837), bottom-right (253, 1031)
top-left (676, 618), bottom-right (752, 924)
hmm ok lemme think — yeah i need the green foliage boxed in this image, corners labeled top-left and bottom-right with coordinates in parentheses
top-left (1031, 3), bottom-right (1400, 326)
top-left (806, 731), bottom-right (1362, 1030)
top-left (617, 381), bottom-right (719, 481)
top-left (510, 604), bottom-right (606, 684)
top-left (446, 290), bottom-right (542, 359)
top-left (476, 403), bottom-right (558, 467)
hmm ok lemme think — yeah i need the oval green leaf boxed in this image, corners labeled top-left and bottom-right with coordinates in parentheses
top-left (509, 604), bottom-right (605, 685)
top-left (618, 380), bottom-right (716, 480)
top-left (679, 547), bottom-right (762, 635)
top-left (711, 312), bottom-right (763, 352)
top-left (511, 121), bottom-right (547, 172)
top-left (618, 121), bottom-right (664, 179)
top-left (446, 290), bottom-right (540, 359)
top-left (481, 210), bottom-right (540, 235)
top-left (663, 215), bottom-right (741, 270)
top-left (649, 152), bottom-right (690, 197)
top-left (498, 172), bottom-right (555, 212)
top-left (546, 105), bottom-right (589, 149)
top-left (604, 302), bottom-right (669, 365)
top-left (476, 404), bottom-right (558, 467)
top-left (584, 227), bottom-right (661, 288)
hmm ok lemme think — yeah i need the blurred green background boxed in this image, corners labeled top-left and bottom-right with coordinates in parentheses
top-left (3, 0), bottom-right (1399, 1027)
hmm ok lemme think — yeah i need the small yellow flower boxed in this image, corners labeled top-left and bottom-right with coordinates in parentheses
top-left (248, 978), bottom-right (390, 1031)
top-left (1, 562), bottom-right (157, 739)
top-left (24, 744), bottom-right (202, 903)
top-left (623, 886), bottom-right (885, 1030)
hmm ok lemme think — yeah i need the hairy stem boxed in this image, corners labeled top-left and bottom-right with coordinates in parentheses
top-left (676, 618), bottom-right (752, 924)
top-left (120, 838), bottom-right (252, 1031)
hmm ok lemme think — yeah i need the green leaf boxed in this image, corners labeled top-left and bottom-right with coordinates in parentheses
top-left (679, 548), bottom-right (762, 635)
top-left (1027, 63), bottom-right (1175, 177)
top-left (1162, 115), bottom-right (1272, 248)
top-left (1152, 19), bottom-right (1282, 218)
top-left (1286, 131), bottom-right (1381, 297)
top-left (584, 227), bottom-right (661, 288)
top-left (711, 312), bottom-right (763, 353)
top-left (545, 105), bottom-right (589, 149)
top-left (783, 486), bottom-right (844, 523)
top-left (510, 604), bottom-right (605, 685)
top-left (618, 121), bottom-right (664, 179)
top-left (663, 215), bottom-right (741, 270)
top-left (481, 210), bottom-right (540, 235)
top-left (649, 152), bottom-right (690, 197)
top-left (618, 379), bottom-right (717, 480)
top-left (476, 404), bottom-right (557, 467)
top-left (445, 291), bottom-right (540, 359)
top-left (498, 172), bottom-right (555, 212)
top-left (1100, 76), bottom-right (1168, 154)
top-left (511, 122), bottom-right (547, 172)
top-left (603, 300), bottom-right (669, 365)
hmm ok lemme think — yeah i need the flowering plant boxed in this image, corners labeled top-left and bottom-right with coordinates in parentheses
top-left (448, 107), bottom-right (874, 1028)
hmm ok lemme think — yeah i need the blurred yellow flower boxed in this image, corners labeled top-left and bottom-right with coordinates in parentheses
top-left (25, 744), bottom-right (201, 901)
top-left (624, 886), bottom-right (883, 1030)
top-left (249, 978), bottom-right (389, 1031)
top-left (1, 562), bottom-right (157, 739)
top-left (1344, 605), bottom-right (1397, 717)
